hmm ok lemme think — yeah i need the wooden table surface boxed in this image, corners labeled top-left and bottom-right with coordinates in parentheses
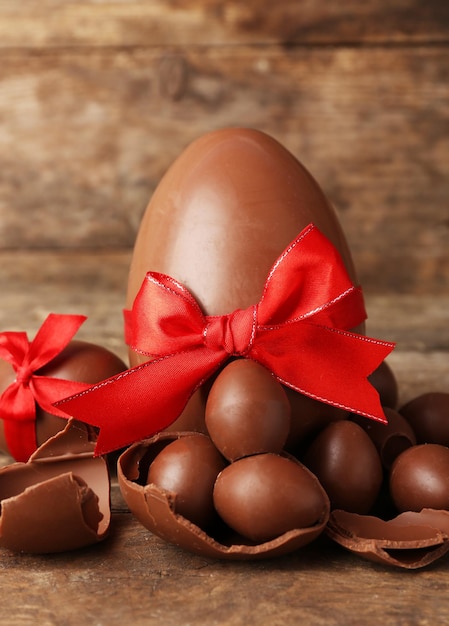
top-left (1, 252), bottom-right (448, 626)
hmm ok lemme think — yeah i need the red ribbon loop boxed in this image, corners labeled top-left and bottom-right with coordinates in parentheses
top-left (0, 313), bottom-right (90, 461)
top-left (57, 224), bottom-right (395, 456)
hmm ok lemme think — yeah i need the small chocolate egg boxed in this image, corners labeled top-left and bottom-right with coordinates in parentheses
top-left (303, 420), bottom-right (383, 514)
top-left (213, 453), bottom-right (330, 543)
top-left (0, 339), bottom-right (127, 458)
top-left (205, 359), bottom-right (291, 461)
top-left (351, 407), bottom-right (416, 470)
top-left (368, 360), bottom-right (398, 409)
top-left (399, 392), bottom-right (449, 446)
top-left (390, 444), bottom-right (449, 512)
top-left (147, 433), bottom-right (226, 529)
top-left (126, 128), bottom-right (362, 432)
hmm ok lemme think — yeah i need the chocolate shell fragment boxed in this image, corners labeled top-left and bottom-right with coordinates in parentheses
top-left (0, 419), bottom-right (110, 553)
top-left (327, 509), bottom-right (449, 569)
top-left (118, 432), bottom-right (330, 560)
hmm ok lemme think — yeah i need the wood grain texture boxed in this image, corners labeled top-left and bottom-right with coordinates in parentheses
top-left (0, 0), bottom-right (448, 48)
top-left (0, 45), bottom-right (448, 293)
top-left (0, 486), bottom-right (449, 626)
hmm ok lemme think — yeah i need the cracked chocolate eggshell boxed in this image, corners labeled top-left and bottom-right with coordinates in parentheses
top-left (327, 509), bottom-right (449, 569)
top-left (0, 419), bottom-right (110, 553)
top-left (126, 128), bottom-right (362, 432)
top-left (351, 407), bottom-right (416, 470)
top-left (0, 339), bottom-right (127, 457)
top-left (118, 432), bottom-right (330, 559)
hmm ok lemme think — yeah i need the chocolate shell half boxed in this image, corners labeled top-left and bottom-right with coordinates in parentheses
top-left (118, 432), bottom-right (330, 560)
top-left (0, 419), bottom-right (110, 553)
top-left (326, 509), bottom-right (449, 569)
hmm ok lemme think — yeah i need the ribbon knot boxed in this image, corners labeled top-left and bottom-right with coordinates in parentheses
top-left (205, 307), bottom-right (256, 356)
top-left (57, 223), bottom-right (395, 457)
top-left (0, 314), bottom-right (91, 461)
top-left (15, 365), bottom-right (32, 387)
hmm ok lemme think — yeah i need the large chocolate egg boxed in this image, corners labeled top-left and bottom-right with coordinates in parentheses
top-left (127, 128), bottom-right (361, 431)
top-left (0, 339), bottom-right (127, 458)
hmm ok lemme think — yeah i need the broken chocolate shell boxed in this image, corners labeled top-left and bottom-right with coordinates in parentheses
top-left (118, 432), bottom-right (330, 559)
top-left (0, 419), bottom-right (110, 553)
top-left (326, 509), bottom-right (449, 569)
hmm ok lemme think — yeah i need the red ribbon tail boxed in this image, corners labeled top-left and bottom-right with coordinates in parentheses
top-left (0, 383), bottom-right (37, 461)
top-left (252, 323), bottom-right (395, 423)
top-left (56, 348), bottom-right (225, 456)
top-left (30, 377), bottom-right (92, 418)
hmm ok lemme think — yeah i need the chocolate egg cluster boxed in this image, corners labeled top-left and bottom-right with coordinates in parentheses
top-left (118, 361), bottom-right (449, 567)
top-left (118, 359), bottom-right (331, 559)
top-left (116, 128), bottom-right (449, 566)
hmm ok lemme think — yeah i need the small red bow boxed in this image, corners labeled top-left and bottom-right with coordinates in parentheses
top-left (0, 313), bottom-right (91, 461)
top-left (57, 224), bottom-right (395, 456)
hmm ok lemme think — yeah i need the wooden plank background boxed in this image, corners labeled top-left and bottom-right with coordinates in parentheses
top-left (0, 0), bottom-right (448, 295)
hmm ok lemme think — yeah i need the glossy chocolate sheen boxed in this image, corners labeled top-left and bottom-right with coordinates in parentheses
top-left (327, 509), bottom-right (449, 569)
top-left (118, 432), bottom-right (330, 559)
top-left (303, 420), bottom-right (383, 514)
top-left (127, 127), bottom-right (360, 330)
top-left (0, 420), bottom-right (110, 553)
top-left (390, 443), bottom-right (449, 512)
top-left (213, 453), bottom-right (330, 543)
top-left (205, 359), bottom-right (291, 461)
top-left (147, 433), bottom-right (226, 529)
top-left (399, 392), bottom-right (449, 446)
top-left (127, 128), bottom-right (362, 431)
top-left (0, 339), bottom-right (127, 457)
top-left (351, 407), bottom-right (416, 470)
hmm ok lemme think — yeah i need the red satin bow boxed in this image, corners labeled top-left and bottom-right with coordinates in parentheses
top-left (0, 313), bottom-right (91, 461)
top-left (57, 224), bottom-right (395, 456)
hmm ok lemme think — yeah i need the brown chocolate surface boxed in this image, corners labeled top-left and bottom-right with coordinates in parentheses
top-left (127, 128), bottom-right (358, 319)
top-left (399, 392), bottom-right (449, 446)
top-left (147, 433), bottom-right (226, 529)
top-left (213, 453), bottom-right (329, 543)
top-left (302, 420), bottom-right (383, 514)
top-left (118, 432), bottom-right (330, 560)
top-left (351, 406), bottom-right (416, 470)
top-left (327, 509), bottom-right (449, 569)
top-left (205, 359), bottom-right (291, 461)
top-left (0, 420), bottom-right (110, 553)
top-left (390, 444), bottom-right (449, 512)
